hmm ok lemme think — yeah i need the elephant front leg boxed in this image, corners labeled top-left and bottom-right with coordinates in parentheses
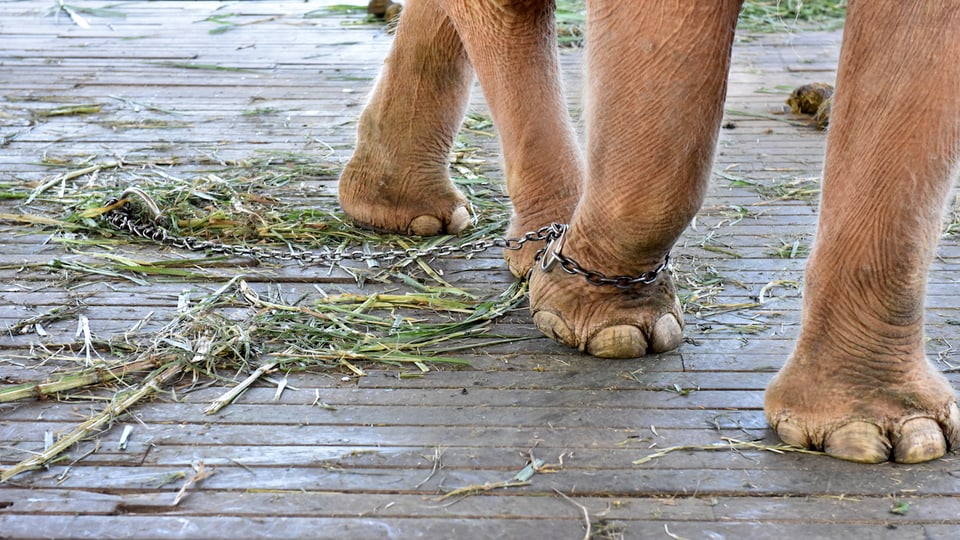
top-left (530, 1), bottom-right (743, 357)
top-left (440, 0), bottom-right (584, 276)
top-left (764, 1), bottom-right (960, 463)
top-left (338, 0), bottom-right (474, 236)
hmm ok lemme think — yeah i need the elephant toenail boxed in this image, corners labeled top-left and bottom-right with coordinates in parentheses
top-left (532, 311), bottom-right (576, 348)
top-left (772, 419), bottom-right (810, 449)
top-left (409, 215), bottom-right (443, 236)
top-left (448, 206), bottom-right (471, 234)
top-left (824, 422), bottom-right (891, 464)
top-left (649, 314), bottom-right (683, 353)
top-left (586, 325), bottom-right (647, 359)
top-left (894, 418), bottom-right (947, 463)
top-left (944, 402), bottom-right (960, 447)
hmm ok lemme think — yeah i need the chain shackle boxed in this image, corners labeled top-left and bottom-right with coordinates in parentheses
top-left (534, 222), bottom-right (670, 289)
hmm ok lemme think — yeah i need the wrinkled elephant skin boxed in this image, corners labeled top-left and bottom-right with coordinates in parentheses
top-left (338, 0), bottom-right (960, 463)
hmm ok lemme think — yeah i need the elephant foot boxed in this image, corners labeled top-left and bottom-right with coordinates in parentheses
top-left (765, 349), bottom-right (960, 463)
top-left (527, 237), bottom-right (683, 357)
top-left (338, 149), bottom-right (471, 236)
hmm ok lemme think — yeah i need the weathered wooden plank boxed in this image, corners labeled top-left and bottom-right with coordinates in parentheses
top-left (8, 460), bottom-right (960, 499)
top-left (0, 488), bottom-right (123, 515)
top-left (2, 303), bottom-right (956, 346)
top-left (7, 487), bottom-right (960, 533)
top-left (2, 250), bottom-right (955, 286)
top-left (0, 389), bottom-right (767, 423)
top-left (0, 441), bottom-right (791, 471)
top-left (5, 488), bottom-right (957, 529)
top-left (2, 1), bottom-right (959, 536)
top-left (0, 515), bottom-right (593, 540)
top-left (0, 248), bottom-right (953, 283)
top-left (0, 400), bottom-right (771, 428)
top-left (0, 514), bottom-right (948, 540)
top-left (45, 365), bottom-right (960, 399)
top-left (5, 324), bottom-right (958, 369)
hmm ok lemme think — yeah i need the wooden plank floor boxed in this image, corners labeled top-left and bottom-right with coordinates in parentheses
top-left (2, 2), bottom-right (960, 538)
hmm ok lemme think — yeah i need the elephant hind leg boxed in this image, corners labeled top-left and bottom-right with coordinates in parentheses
top-left (338, 0), bottom-right (474, 236)
top-left (765, 0), bottom-right (960, 463)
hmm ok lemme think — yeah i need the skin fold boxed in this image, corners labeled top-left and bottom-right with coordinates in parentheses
top-left (338, 0), bottom-right (960, 463)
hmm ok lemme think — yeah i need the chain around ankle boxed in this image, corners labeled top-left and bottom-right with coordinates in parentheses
top-left (536, 224), bottom-right (671, 289)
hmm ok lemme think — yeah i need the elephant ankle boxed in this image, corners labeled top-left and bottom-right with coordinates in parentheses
top-left (536, 224), bottom-right (671, 288)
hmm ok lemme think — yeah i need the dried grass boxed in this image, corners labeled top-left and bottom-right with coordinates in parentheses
top-left (633, 436), bottom-right (824, 465)
top-left (0, 150), bottom-right (532, 479)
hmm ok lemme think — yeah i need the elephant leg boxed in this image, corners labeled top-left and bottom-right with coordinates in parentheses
top-left (530, 1), bottom-right (743, 357)
top-left (338, 0), bottom-right (474, 236)
top-left (439, 0), bottom-right (584, 276)
top-left (765, 1), bottom-right (960, 463)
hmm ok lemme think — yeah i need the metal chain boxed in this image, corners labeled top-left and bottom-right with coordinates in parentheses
top-left (101, 190), bottom-right (669, 288)
top-left (538, 223), bottom-right (670, 288)
top-left (101, 193), bottom-right (554, 265)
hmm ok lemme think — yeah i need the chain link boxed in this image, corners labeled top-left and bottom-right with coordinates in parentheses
top-left (100, 192), bottom-right (669, 288)
top-left (537, 223), bottom-right (670, 288)
top-left (102, 196), bottom-right (555, 265)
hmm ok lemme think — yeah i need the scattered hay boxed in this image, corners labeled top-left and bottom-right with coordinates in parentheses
top-left (306, 1), bottom-right (401, 31)
top-left (551, 1), bottom-right (848, 46)
top-left (633, 436), bottom-right (824, 465)
top-left (35, 104), bottom-right (104, 118)
top-left (737, 1), bottom-right (847, 33)
top-left (944, 194), bottom-right (960, 238)
top-left (48, 1), bottom-right (126, 25)
top-left (554, 488), bottom-right (593, 540)
top-left (726, 175), bottom-right (821, 203)
top-left (434, 479), bottom-right (531, 503)
top-left (100, 119), bottom-right (194, 130)
top-left (198, 12), bottom-right (280, 34)
top-left (770, 237), bottom-right (811, 259)
top-left (0, 149), bottom-right (536, 479)
top-left (171, 461), bottom-right (216, 506)
top-left (724, 108), bottom-right (811, 127)
top-left (555, 1), bottom-right (586, 47)
top-left (153, 61), bottom-right (255, 73)
top-left (0, 356), bottom-right (161, 403)
top-left (433, 455), bottom-right (551, 502)
top-left (1, 271), bottom-right (533, 478)
top-left (1, 277), bottom-right (238, 480)
top-left (674, 261), bottom-right (726, 314)
top-left (4, 303), bottom-right (85, 337)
